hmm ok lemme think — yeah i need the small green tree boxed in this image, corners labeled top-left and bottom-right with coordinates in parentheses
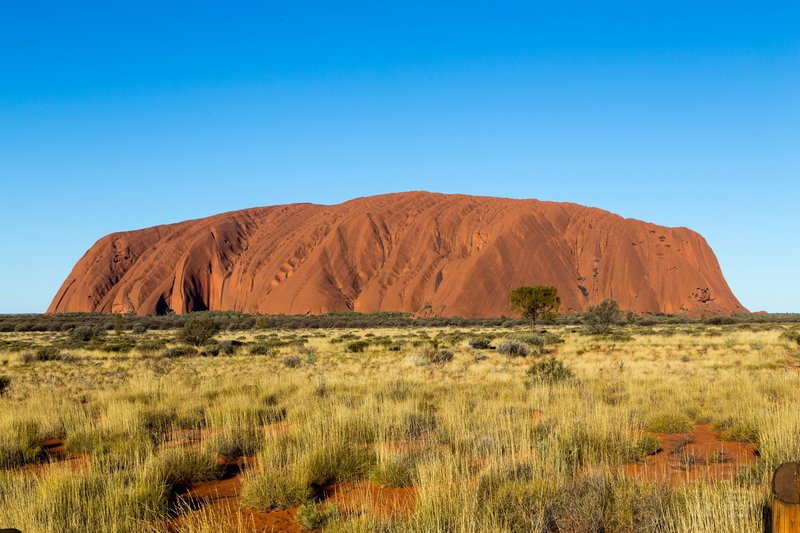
top-left (177, 317), bottom-right (220, 346)
top-left (69, 326), bottom-right (103, 343)
top-left (583, 298), bottom-right (624, 334)
top-left (113, 313), bottom-right (125, 335)
top-left (509, 286), bottom-right (561, 326)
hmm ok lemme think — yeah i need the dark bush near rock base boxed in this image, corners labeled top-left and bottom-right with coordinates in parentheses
top-left (177, 318), bottom-right (220, 346)
top-left (497, 341), bottom-right (529, 357)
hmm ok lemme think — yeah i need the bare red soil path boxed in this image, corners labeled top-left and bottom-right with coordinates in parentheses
top-left (625, 424), bottom-right (758, 484)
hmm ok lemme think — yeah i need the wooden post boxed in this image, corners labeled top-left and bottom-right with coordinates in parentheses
top-left (773, 462), bottom-right (800, 532)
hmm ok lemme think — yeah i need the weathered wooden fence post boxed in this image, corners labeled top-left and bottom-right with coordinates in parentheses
top-left (773, 462), bottom-right (800, 532)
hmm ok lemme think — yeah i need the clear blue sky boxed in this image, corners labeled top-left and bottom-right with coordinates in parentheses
top-left (1, 1), bottom-right (798, 313)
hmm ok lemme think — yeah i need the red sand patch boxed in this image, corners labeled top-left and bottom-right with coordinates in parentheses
top-left (169, 466), bottom-right (416, 531)
top-left (325, 481), bottom-right (417, 519)
top-left (170, 498), bottom-right (304, 533)
top-left (624, 424), bottom-right (757, 484)
top-left (167, 465), bottom-right (306, 533)
top-left (18, 438), bottom-right (89, 476)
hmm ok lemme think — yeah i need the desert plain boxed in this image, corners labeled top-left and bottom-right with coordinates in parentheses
top-left (1, 313), bottom-right (798, 532)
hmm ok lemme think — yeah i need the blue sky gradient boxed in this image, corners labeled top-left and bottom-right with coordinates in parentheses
top-left (1, 2), bottom-right (798, 313)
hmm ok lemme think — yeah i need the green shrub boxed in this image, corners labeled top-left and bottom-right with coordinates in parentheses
top-left (200, 346), bottom-right (219, 357)
top-left (149, 448), bottom-right (221, 490)
top-left (333, 333), bottom-right (360, 343)
top-left (65, 426), bottom-right (110, 454)
top-left (296, 501), bottom-right (339, 530)
top-left (137, 406), bottom-right (178, 435)
top-left (260, 405), bottom-right (288, 425)
top-left (296, 442), bottom-right (376, 487)
top-left (509, 285), bottom-right (561, 325)
top-left (346, 340), bottom-right (371, 353)
top-left (634, 434), bottom-right (661, 458)
top-left (544, 475), bottom-right (672, 532)
top-left (705, 315), bottom-right (737, 325)
top-left (525, 357), bottom-right (574, 385)
top-left (497, 340), bottom-right (530, 357)
top-left (554, 426), bottom-right (647, 468)
top-left (69, 326), bottom-right (103, 342)
top-left (0, 420), bottom-right (45, 468)
top-left (136, 339), bottom-right (167, 353)
top-left (604, 330), bottom-right (635, 342)
top-left (512, 332), bottom-right (564, 347)
top-left (31, 470), bottom-right (167, 530)
top-left (282, 355), bottom-right (303, 368)
top-left (780, 329), bottom-right (800, 345)
top-left (240, 473), bottom-right (310, 511)
top-left (36, 345), bottom-right (63, 360)
top-left (177, 317), bottom-right (220, 346)
top-left (176, 405), bottom-right (208, 429)
top-left (91, 434), bottom-right (155, 472)
top-left (713, 417), bottom-right (759, 443)
top-left (249, 343), bottom-right (276, 356)
top-left (201, 341), bottom-right (240, 356)
top-left (202, 340), bottom-right (243, 356)
top-left (582, 298), bottom-right (624, 334)
top-left (303, 349), bottom-right (317, 365)
top-left (161, 346), bottom-right (197, 358)
top-left (468, 337), bottom-right (492, 349)
top-left (514, 333), bottom-right (545, 346)
top-left (95, 340), bottom-right (135, 353)
top-left (544, 476), bottom-right (609, 530)
top-left (421, 348), bottom-right (454, 364)
top-left (369, 453), bottom-right (422, 487)
top-left (404, 404), bottom-right (438, 438)
top-left (21, 345), bottom-right (65, 363)
top-left (643, 412), bottom-right (692, 433)
top-left (478, 477), bottom-right (553, 531)
top-left (205, 427), bottom-right (264, 460)
top-left (258, 433), bottom-right (303, 473)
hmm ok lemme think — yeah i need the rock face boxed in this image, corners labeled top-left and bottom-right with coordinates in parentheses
top-left (48, 192), bottom-right (746, 317)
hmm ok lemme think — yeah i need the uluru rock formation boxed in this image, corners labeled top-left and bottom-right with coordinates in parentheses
top-left (48, 192), bottom-right (746, 317)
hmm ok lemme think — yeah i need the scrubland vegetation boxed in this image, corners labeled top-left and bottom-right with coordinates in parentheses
top-left (1, 314), bottom-right (799, 532)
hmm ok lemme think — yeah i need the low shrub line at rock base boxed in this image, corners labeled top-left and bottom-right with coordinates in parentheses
top-left (3, 310), bottom-right (800, 333)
